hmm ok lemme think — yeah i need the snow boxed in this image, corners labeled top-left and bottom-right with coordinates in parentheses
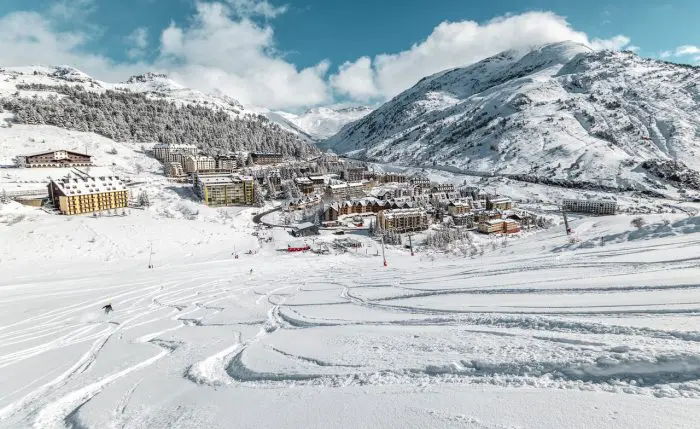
top-left (2, 119), bottom-right (700, 428)
top-left (276, 105), bottom-right (374, 140)
top-left (3, 180), bottom-right (700, 427)
top-left (324, 41), bottom-right (700, 196)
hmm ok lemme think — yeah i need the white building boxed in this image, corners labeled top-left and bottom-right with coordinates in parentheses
top-left (153, 143), bottom-right (198, 161)
top-left (183, 155), bottom-right (216, 174)
top-left (562, 199), bottom-right (617, 215)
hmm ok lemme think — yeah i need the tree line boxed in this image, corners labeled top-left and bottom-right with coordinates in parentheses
top-left (1, 83), bottom-right (318, 159)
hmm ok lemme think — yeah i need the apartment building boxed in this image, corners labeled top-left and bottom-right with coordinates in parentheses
top-left (343, 167), bottom-right (366, 182)
top-left (153, 143), bottom-right (198, 161)
top-left (562, 199), bottom-right (617, 215)
top-left (447, 200), bottom-right (472, 216)
top-left (215, 155), bottom-right (239, 171)
top-left (193, 173), bottom-right (255, 206)
top-left (377, 208), bottom-right (429, 233)
top-left (165, 162), bottom-right (185, 177)
top-left (294, 177), bottom-right (315, 195)
top-left (183, 155), bottom-right (216, 174)
top-left (325, 182), bottom-right (366, 200)
top-left (48, 175), bottom-right (128, 215)
top-left (487, 197), bottom-right (514, 211)
top-left (250, 152), bottom-right (284, 165)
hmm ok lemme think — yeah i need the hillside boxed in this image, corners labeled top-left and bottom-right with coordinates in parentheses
top-left (276, 105), bottom-right (374, 140)
top-left (324, 42), bottom-right (700, 193)
top-left (0, 67), bottom-right (319, 159)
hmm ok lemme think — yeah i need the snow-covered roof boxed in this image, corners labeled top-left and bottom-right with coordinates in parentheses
top-left (293, 222), bottom-right (317, 230)
top-left (490, 197), bottom-right (513, 203)
top-left (195, 173), bottom-right (252, 184)
top-left (153, 143), bottom-right (197, 149)
top-left (329, 181), bottom-right (365, 190)
top-left (381, 208), bottom-right (426, 219)
top-left (52, 175), bottom-right (126, 196)
top-left (23, 149), bottom-right (91, 158)
top-left (483, 219), bottom-right (505, 225)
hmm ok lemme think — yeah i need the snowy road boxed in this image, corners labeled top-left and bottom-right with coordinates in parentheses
top-left (2, 216), bottom-right (700, 428)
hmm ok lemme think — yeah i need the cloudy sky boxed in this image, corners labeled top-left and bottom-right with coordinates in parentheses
top-left (0, 0), bottom-right (697, 111)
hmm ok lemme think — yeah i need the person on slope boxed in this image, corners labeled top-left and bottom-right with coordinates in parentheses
top-left (102, 303), bottom-right (113, 314)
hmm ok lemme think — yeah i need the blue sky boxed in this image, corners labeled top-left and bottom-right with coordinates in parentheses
top-left (0, 0), bottom-right (697, 110)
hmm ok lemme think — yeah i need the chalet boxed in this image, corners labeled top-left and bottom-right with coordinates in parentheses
top-left (193, 173), bottom-right (255, 206)
top-left (290, 222), bottom-right (319, 237)
top-left (377, 208), bottom-right (429, 233)
top-left (153, 143), bottom-right (198, 161)
top-left (18, 150), bottom-right (93, 168)
top-left (251, 152), bottom-right (284, 165)
top-left (562, 199), bottom-right (617, 215)
top-left (48, 175), bottom-right (128, 215)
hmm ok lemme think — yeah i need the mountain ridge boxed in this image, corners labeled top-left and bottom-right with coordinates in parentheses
top-left (0, 66), bottom-right (319, 158)
top-left (324, 41), bottom-right (700, 193)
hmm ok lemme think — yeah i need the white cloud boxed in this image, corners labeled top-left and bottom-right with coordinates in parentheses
top-left (0, 1), bottom-right (327, 109)
top-left (675, 45), bottom-right (700, 56)
top-left (154, 1), bottom-right (330, 109)
top-left (330, 57), bottom-right (377, 101)
top-left (125, 27), bottom-right (149, 58)
top-left (330, 12), bottom-right (633, 101)
top-left (0, 5), bottom-right (637, 110)
top-left (589, 35), bottom-right (630, 51)
top-left (225, 0), bottom-right (288, 18)
top-left (0, 10), bottom-right (142, 82)
top-left (49, 0), bottom-right (96, 20)
top-left (660, 50), bottom-right (672, 59)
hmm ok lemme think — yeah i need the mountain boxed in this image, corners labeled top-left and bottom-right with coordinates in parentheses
top-left (276, 105), bottom-right (374, 140)
top-left (0, 66), bottom-right (318, 158)
top-left (324, 41), bottom-right (700, 192)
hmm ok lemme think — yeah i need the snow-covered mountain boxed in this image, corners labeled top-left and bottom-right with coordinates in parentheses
top-left (324, 41), bottom-right (700, 192)
top-left (276, 105), bottom-right (374, 140)
top-left (0, 66), bottom-right (318, 158)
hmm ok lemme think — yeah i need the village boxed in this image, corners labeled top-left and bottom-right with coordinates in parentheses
top-left (1, 142), bottom-right (620, 255)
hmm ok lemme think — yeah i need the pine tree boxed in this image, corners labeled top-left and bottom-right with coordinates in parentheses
top-left (137, 190), bottom-right (150, 207)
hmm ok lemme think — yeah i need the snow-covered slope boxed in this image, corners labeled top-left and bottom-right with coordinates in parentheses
top-left (0, 66), bottom-right (318, 158)
top-left (325, 42), bottom-right (700, 193)
top-left (276, 105), bottom-right (373, 140)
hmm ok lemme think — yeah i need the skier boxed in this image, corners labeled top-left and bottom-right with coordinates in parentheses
top-left (249, 268), bottom-right (253, 275)
top-left (102, 303), bottom-right (113, 314)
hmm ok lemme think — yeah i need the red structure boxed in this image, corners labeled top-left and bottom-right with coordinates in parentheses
top-left (287, 244), bottom-right (310, 252)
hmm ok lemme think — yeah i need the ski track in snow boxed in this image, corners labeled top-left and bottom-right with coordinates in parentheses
top-left (3, 219), bottom-right (700, 427)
